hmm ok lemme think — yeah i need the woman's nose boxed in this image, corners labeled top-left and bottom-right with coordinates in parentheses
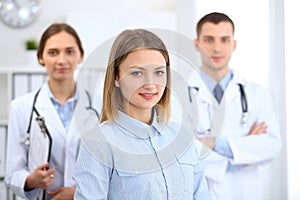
top-left (145, 73), bottom-right (154, 83)
top-left (143, 74), bottom-right (156, 88)
top-left (143, 82), bottom-right (156, 89)
top-left (57, 53), bottom-right (67, 63)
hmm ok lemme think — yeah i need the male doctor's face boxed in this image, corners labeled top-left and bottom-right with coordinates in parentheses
top-left (194, 22), bottom-right (236, 78)
top-left (39, 31), bottom-right (83, 82)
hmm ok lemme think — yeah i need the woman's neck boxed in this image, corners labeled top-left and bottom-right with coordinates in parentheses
top-left (121, 105), bottom-right (153, 125)
top-left (49, 79), bottom-right (76, 106)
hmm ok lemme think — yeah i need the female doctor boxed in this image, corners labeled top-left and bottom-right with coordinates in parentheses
top-left (187, 12), bottom-right (282, 200)
top-left (5, 23), bottom-right (85, 200)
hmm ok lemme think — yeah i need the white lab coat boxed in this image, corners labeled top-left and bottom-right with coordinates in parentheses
top-left (187, 70), bottom-right (282, 200)
top-left (5, 83), bottom-right (98, 200)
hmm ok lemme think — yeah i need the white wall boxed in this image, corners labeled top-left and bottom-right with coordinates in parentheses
top-left (0, 0), bottom-right (175, 66)
top-left (268, 0), bottom-right (288, 199)
top-left (0, 0), bottom-right (290, 199)
top-left (284, 0), bottom-right (300, 199)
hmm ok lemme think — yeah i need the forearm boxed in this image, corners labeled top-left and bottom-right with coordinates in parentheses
top-left (5, 169), bottom-right (39, 199)
top-left (228, 133), bottom-right (282, 164)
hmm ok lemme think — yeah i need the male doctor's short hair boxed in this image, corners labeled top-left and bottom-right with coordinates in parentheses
top-left (196, 12), bottom-right (235, 36)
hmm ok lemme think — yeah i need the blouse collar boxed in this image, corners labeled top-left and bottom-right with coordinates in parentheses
top-left (114, 108), bottom-right (167, 139)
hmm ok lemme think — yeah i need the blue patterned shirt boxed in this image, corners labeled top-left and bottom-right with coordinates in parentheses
top-left (74, 110), bottom-right (212, 200)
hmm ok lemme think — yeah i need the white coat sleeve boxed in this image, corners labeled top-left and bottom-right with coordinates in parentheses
top-left (228, 86), bottom-right (282, 165)
top-left (5, 96), bottom-right (39, 199)
top-left (195, 140), bottom-right (228, 182)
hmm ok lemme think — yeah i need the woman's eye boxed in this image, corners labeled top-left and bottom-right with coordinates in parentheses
top-left (155, 71), bottom-right (165, 76)
top-left (131, 71), bottom-right (142, 76)
top-left (48, 50), bottom-right (57, 56)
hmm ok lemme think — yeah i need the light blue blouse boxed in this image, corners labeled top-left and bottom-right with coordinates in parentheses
top-left (46, 82), bottom-right (78, 131)
top-left (73, 109), bottom-right (211, 200)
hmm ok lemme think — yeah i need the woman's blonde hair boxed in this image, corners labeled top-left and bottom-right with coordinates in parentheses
top-left (100, 29), bottom-right (171, 123)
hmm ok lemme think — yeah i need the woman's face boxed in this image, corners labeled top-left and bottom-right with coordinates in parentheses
top-left (39, 31), bottom-right (83, 83)
top-left (116, 49), bottom-right (167, 115)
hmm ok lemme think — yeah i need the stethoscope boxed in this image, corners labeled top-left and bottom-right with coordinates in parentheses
top-left (20, 88), bottom-right (51, 148)
top-left (84, 90), bottom-right (100, 117)
top-left (237, 83), bottom-right (249, 128)
top-left (20, 88), bottom-right (99, 147)
top-left (188, 83), bottom-right (249, 129)
top-left (19, 88), bottom-right (99, 200)
top-left (21, 88), bottom-right (52, 200)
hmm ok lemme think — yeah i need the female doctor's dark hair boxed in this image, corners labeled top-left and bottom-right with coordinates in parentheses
top-left (37, 23), bottom-right (84, 66)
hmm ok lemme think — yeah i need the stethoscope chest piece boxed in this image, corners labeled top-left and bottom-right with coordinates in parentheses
top-left (20, 135), bottom-right (30, 147)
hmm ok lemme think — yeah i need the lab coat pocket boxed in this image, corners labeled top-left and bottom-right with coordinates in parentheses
top-left (177, 155), bottom-right (194, 194)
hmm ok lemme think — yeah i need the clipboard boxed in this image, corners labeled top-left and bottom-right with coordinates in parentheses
top-left (26, 89), bottom-right (52, 200)
top-left (27, 108), bottom-right (52, 172)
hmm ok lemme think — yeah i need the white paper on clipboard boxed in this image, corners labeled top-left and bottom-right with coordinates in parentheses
top-left (28, 109), bottom-right (52, 172)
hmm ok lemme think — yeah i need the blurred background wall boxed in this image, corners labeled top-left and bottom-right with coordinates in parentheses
top-left (0, 0), bottom-right (298, 199)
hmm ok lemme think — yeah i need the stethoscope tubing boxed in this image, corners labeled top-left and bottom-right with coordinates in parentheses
top-left (188, 83), bottom-right (249, 128)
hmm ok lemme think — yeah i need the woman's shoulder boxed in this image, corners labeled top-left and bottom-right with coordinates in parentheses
top-left (10, 90), bottom-right (39, 109)
top-left (99, 120), bottom-right (115, 130)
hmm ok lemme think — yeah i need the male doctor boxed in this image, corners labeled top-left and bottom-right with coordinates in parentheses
top-left (187, 12), bottom-right (282, 200)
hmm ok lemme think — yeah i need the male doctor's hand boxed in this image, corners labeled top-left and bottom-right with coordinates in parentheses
top-left (25, 162), bottom-right (55, 191)
top-left (198, 137), bottom-right (216, 149)
top-left (248, 121), bottom-right (268, 135)
top-left (197, 121), bottom-right (268, 149)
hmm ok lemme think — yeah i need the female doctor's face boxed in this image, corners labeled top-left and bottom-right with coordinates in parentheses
top-left (38, 31), bottom-right (83, 82)
top-left (115, 49), bottom-right (167, 116)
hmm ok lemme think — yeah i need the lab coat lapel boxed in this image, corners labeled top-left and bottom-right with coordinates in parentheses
top-left (63, 114), bottom-right (78, 186)
top-left (188, 71), bottom-right (213, 104)
top-left (34, 84), bottom-right (67, 138)
top-left (223, 81), bottom-right (240, 105)
top-left (223, 70), bottom-right (245, 106)
top-left (66, 117), bottom-right (78, 144)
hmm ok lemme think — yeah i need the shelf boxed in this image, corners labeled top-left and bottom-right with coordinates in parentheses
top-left (0, 66), bottom-right (46, 73)
top-left (0, 66), bottom-right (48, 121)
